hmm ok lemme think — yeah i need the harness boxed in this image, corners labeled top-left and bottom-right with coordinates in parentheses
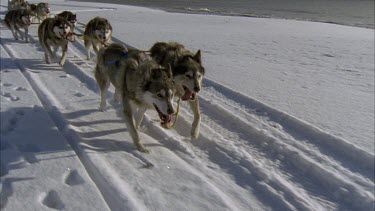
top-left (105, 52), bottom-right (129, 65)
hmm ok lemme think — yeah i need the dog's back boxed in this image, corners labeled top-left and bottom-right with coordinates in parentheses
top-left (150, 42), bottom-right (187, 66)
top-left (38, 17), bottom-right (52, 45)
top-left (55, 11), bottom-right (77, 29)
top-left (4, 10), bottom-right (17, 29)
top-left (35, 2), bottom-right (50, 21)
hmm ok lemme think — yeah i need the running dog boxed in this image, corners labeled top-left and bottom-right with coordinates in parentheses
top-left (35, 2), bottom-right (50, 23)
top-left (38, 17), bottom-right (75, 66)
top-left (95, 43), bottom-right (176, 153)
top-left (55, 11), bottom-right (77, 31)
top-left (4, 9), bottom-right (32, 43)
top-left (150, 42), bottom-right (204, 139)
top-left (84, 17), bottom-right (112, 60)
top-left (8, 0), bottom-right (29, 10)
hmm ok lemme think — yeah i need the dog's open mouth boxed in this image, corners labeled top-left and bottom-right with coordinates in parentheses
top-left (181, 86), bottom-right (196, 101)
top-left (60, 32), bottom-right (75, 42)
top-left (153, 104), bottom-right (174, 127)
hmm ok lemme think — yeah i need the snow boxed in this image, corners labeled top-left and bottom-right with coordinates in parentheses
top-left (1, 0), bottom-right (374, 210)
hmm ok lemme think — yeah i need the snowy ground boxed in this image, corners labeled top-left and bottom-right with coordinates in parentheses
top-left (1, 0), bottom-right (374, 210)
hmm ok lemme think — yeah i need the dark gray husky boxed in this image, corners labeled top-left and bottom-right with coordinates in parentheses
top-left (95, 43), bottom-right (176, 153)
top-left (150, 42), bottom-right (205, 139)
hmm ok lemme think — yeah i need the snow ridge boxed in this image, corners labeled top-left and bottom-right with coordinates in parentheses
top-left (1, 1), bottom-right (374, 210)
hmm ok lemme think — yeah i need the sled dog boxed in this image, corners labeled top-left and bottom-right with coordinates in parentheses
top-left (35, 2), bottom-right (50, 23)
top-left (38, 17), bottom-right (75, 66)
top-left (4, 9), bottom-right (32, 43)
top-left (95, 43), bottom-right (176, 152)
top-left (55, 11), bottom-right (77, 31)
top-left (84, 17), bottom-right (112, 60)
top-left (150, 42), bottom-right (204, 139)
top-left (8, 0), bottom-right (29, 11)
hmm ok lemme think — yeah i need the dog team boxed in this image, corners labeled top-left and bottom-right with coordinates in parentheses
top-left (4, 0), bottom-right (205, 153)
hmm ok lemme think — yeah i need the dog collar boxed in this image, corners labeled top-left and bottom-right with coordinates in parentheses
top-left (105, 52), bottom-right (129, 65)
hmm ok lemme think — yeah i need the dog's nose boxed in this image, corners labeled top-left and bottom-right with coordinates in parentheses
top-left (167, 108), bottom-right (174, 115)
top-left (194, 86), bottom-right (201, 92)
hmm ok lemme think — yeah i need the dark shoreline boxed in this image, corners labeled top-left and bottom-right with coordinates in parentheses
top-left (73, 0), bottom-right (374, 29)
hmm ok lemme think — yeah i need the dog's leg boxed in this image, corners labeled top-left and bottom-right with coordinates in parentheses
top-left (14, 25), bottom-right (23, 40)
top-left (92, 43), bottom-right (100, 55)
top-left (52, 45), bottom-right (59, 59)
top-left (95, 68), bottom-right (110, 111)
top-left (9, 25), bottom-right (18, 40)
top-left (122, 96), bottom-right (149, 153)
top-left (41, 42), bottom-right (52, 64)
top-left (135, 106), bottom-right (147, 129)
top-left (59, 43), bottom-right (68, 66)
top-left (24, 26), bottom-right (28, 43)
top-left (189, 97), bottom-right (201, 139)
top-left (113, 87), bottom-right (122, 103)
top-left (84, 39), bottom-right (92, 60)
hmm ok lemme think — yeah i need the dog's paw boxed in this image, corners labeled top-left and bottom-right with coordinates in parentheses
top-left (99, 103), bottom-right (107, 111)
top-left (59, 61), bottom-right (65, 66)
top-left (191, 128), bottom-right (200, 140)
top-left (98, 106), bottom-right (107, 112)
top-left (136, 144), bottom-right (150, 153)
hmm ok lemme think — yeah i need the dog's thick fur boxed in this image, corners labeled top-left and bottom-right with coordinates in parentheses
top-left (38, 17), bottom-right (74, 66)
top-left (55, 11), bottom-right (77, 31)
top-left (35, 2), bottom-right (50, 23)
top-left (4, 9), bottom-right (32, 43)
top-left (84, 17), bottom-right (112, 60)
top-left (8, 0), bottom-right (29, 11)
top-left (95, 43), bottom-right (175, 153)
top-left (150, 42), bottom-right (205, 139)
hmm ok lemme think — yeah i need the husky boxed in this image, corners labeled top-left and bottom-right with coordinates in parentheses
top-left (38, 17), bottom-right (75, 66)
top-left (35, 2), bottom-right (50, 23)
top-left (95, 43), bottom-right (176, 153)
top-left (84, 17), bottom-right (112, 60)
top-left (8, 0), bottom-right (29, 10)
top-left (150, 42), bottom-right (204, 139)
top-left (55, 11), bottom-right (77, 31)
top-left (4, 9), bottom-right (32, 43)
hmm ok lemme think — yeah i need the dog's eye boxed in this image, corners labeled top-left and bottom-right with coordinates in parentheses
top-left (157, 93), bottom-right (163, 98)
top-left (185, 74), bottom-right (192, 79)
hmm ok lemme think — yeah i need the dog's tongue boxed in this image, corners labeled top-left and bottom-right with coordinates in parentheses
top-left (161, 114), bottom-right (173, 127)
top-left (181, 89), bottom-right (192, 101)
top-left (67, 33), bottom-right (75, 42)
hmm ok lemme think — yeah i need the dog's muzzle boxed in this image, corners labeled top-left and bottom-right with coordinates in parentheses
top-left (181, 86), bottom-right (198, 101)
top-left (153, 103), bottom-right (175, 127)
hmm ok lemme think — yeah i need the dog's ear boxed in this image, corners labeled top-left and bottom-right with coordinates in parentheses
top-left (166, 64), bottom-right (173, 79)
top-left (193, 50), bottom-right (201, 64)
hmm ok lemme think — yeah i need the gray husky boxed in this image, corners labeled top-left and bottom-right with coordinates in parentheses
top-left (35, 2), bottom-right (50, 23)
top-left (95, 43), bottom-right (176, 153)
top-left (84, 17), bottom-right (112, 60)
top-left (8, 0), bottom-right (29, 10)
top-left (150, 42), bottom-right (204, 139)
top-left (38, 17), bottom-right (75, 66)
top-left (55, 11), bottom-right (77, 31)
top-left (4, 9), bottom-right (32, 43)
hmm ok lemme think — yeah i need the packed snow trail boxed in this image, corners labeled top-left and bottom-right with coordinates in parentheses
top-left (1, 1), bottom-right (374, 210)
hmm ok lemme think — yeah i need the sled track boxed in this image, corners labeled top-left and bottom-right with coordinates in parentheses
top-left (1, 20), bottom-right (374, 211)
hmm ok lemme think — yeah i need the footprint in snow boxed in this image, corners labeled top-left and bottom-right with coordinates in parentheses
top-left (74, 92), bottom-right (85, 98)
top-left (0, 162), bottom-right (8, 177)
top-left (41, 190), bottom-right (65, 210)
top-left (17, 144), bottom-right (41, 153)
top-left (23, 152), bottom-right (39, 164)
top-left (64, 169), bottom-right (85, 186)
top-left (14, 87), bottom-right (27, 91)
top-left (1, 92), bottom-right (19, 101)
top-left (1, 83), bottom-right (12, 87)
